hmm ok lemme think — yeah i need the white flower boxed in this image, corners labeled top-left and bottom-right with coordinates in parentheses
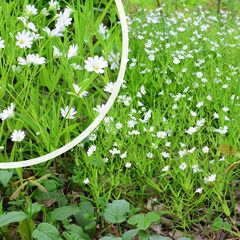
top-left (53, 46), bottom-right (63, 58)
top-left (98, 23), bottom-right (109, 39)
top-left (115, 122), bottom-right (123, 129)
top-left (157, 131), bottom-right (167, 139)
top-left (43, 27), bottom-right (63, 37)
top-left (125, 162), bottom-right (132, 168)
top-left (128, 119), bottom-right (137, 128)
top-left (202, 146), bottom-right (210, 153)
top-left (11, 130), bottom-right (25, 142)
top-left (108, 51), bottom-right (120, 70)
top-left (146, 152), bottom-right (154, 158)
top-left (185, 126), bottom-right (198, 135)
top-left (179, 162), bottom-right (187, 170)
top-left (196, 101), bottom-right (204, 108)
top-left (18, 54), bottom-right (46, 65)
top-left (41, 7), bottom-right (49, 16)
top-left (173, 57), bottom-right (180, 64)
top-left (88, 134), bottom-right (97, 141)
top-left (165, 142), bottom-right (171, 147)
top-left (207, 95), bottom-right (212, 101)
top-left (204, 174), bottom-right (216, 183)
top-left (93, 104), bottom-right (106, 113)
top-left (0, 37), bottom-right (5, 49)
top-left (72, 84), bottom-right (88, 97)
top-left (195, 188), bottom-right (203, 193)
top-left (83, 178), bottom-right (90, 185)
top-left (196, 118), bottom-right (206, 127)
top-left (56, 7), bottom-right (72, 29)
top-left (18, 17), bottom-right (37, 32)
top-left (104, 82), bottom-right (116, 93)
top-left (192, 164), bottom-right (201, 173)
top-left (49, 0), bottom-right (60, 11)
top-left (98, 23), bottom-right (107, 35)
top-left (87, 145), bottom-right (96, 157)
top-left (60, 106), bottom-right (77, 119)
top-left (213, 112), bottom-right (219, 119)
top-left (161, 152), bottom-right (170, 158)
top-left (196, 72), bottom-right (203, 78)
top-left (213, 126), bottom-right (228, 134)
top-left (16, 30), bottom-right (33, 49)
top-left (71, 63), bottom-right (82, 70)
top-left (190, 111), bottom-right (197, 117)
top-left (67, 44), bottom-right (78, 59)
top-left (162, 166), bottom-right (169, 172)
top-left (0, 103), bottom-right (15, 120)
top-left (109, 147), bottom-right (120, 155)
top-left (222, 107), bottom-right (229, 112)
top-left (25, 4), bottom-right (38, 16)
top-left (84, 56), bottom-right (108, 74)
top-left (120, 151), bottom-right (127, 159)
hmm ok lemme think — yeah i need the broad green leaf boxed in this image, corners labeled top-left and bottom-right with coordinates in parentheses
top-left (128, 212), bottom-right (160, 230)
top-left (212, 217), bottom-right (232, 232)
top-left (104, 200), bottom-right (130, 224)
top-left (144, 212), bottom-right (160, 226)
top-left (122, 229), bottom-right (139, 240)
top-left (149, 236), bottom-right (172, 240)
top-left (0, 170), bottom-right (13, 187)
top-left (49, 206), bottom-right (80, 222)
top-left (32, 222), bottom-right (61, 240)
top-left (74, 201), bottom-right (95, 228)
top-left (0, 211), bottom-right (27, 227)
top-left (128, 214), bottom-right (144, 226)
top-left (100, 237), bottom-right (122, 240)
top-left (63, 224), bottom-right (90, 240)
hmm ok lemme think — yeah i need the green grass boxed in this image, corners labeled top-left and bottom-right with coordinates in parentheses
top-left (1, 0), bottom-right (240, 239)
top-left (0, 0), bottom-right (121, 162)
top-left (73, 1), bottom-right (240, 235)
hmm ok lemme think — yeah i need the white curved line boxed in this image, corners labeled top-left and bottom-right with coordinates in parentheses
top-left (0, 0), bottom-right (128, 169)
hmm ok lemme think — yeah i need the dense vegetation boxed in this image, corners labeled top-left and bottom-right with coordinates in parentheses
top-left (1, 0), bottom-right (240, 239)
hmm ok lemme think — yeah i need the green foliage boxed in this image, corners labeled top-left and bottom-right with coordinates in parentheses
top-left (63, 224), bottom-right (91, 240)
top-left (212, 217), bottom-right (232, 232)
top-left (0, 211), bottom-right (27, 228)
top-left (32, 223), bottom-right (61, 240)
top-left (103, 200), bottom-right (131, 224)
top-left (49, 206), bottom-right (81, 222)
top-left (128, 212), bottom-right (160, 230)
top-left (0, 170), bottom-right (13, 187)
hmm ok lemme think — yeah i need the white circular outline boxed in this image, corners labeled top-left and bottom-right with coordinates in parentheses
top-left (0, 0), bottom-right (128, 169)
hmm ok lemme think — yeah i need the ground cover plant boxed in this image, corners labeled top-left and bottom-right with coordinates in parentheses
top-left (0, 0), bottom-right (121, 162)
top-left (1, 0), bottom-right (240, 239)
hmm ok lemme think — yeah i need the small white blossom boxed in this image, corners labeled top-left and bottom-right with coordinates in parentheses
top-left (0, 103), bottom-right (15, 120)
top-left (83, 178), bottom-right (90, 184)
top-left (157, 131), bottom-right (167, 139)
top-left (0, 37), bottom-right (5, 49)
top-left (195, 188), bottom-right (203, 193)
top-left (60, 106), bottom-right (77, 119)
top-left (204, 174), bottom-right (216, 183)
top-left (11, 130), bottom-right (25, 142)
top-left (179, 162), bottom-right (187, 170)
top-left (125, 162), bottom-right (132, 168)
top-left (202, 146), bottom-right (210, 153)
top-left (162, 166), bottom-right (170, 172)
top-left (87, 145), bottom-right (96, 157)
top-left (16, 30), bottom-right (33, 49)
top-left (67, 44), bottom-right (78, 59)
top-left (25, 4), bottom-right (38, 16)
top-left (85, 56), bottom-right (108, 74)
